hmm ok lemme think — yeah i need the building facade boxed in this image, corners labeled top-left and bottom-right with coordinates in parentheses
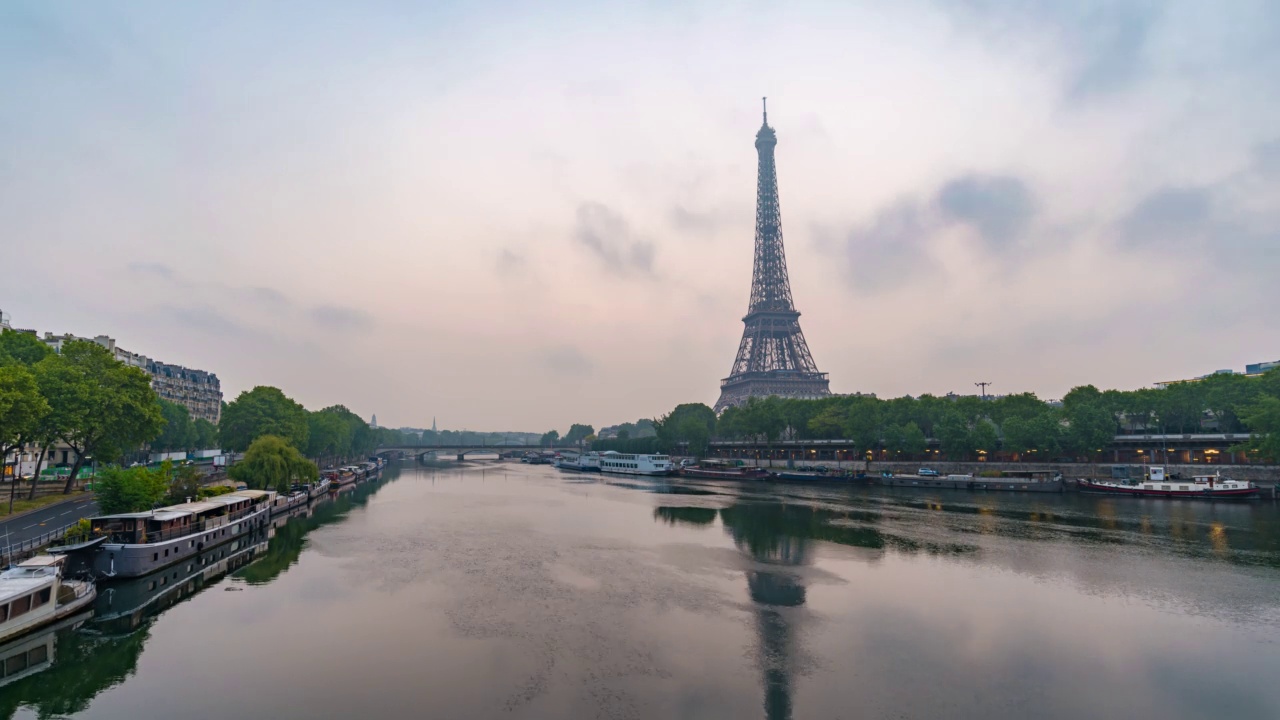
top-left (42, 332), bottom-right (222, 424)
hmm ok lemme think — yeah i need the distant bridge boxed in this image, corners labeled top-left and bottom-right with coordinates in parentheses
top-left (375, 444), bottom-right (582, 462)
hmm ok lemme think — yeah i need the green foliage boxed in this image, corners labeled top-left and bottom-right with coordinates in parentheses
top-left (655, 404), bottom-right (716, 456)
top-left (95, 461), bottom-right (172, 515)
top-left (540, 429), bottom-right (560, 446)
top-left (564, 423), bottom-right (595, 446)
top-left (218, 386), bottom-right (309, 453)
top-left (1241, 395), bottom-right (1280, 462)
top-left (64, 518), bottom-right (92, 543)
top-left (0, 329), bottom-right (53, 366)
top-left (0, 363), bottom-right (49, 456)
top-left (163, 463), bottom-right (205, 505)
top-left (154, 399), bottom-right (197, 452)
top-left (194, 418), bottom-right (219, 449)
top-left (34, 341), bottom-right (165, 492)
top-left (937, 412), bottom-right (974, 460)
top-left (228, 435), bottom-right (318, 493)
top-left (590, 436), bottom-right (662, 454)
top-left (199, 484), bottom-right (233, 499)
top-left (971, 419), bottom-right (999, 454)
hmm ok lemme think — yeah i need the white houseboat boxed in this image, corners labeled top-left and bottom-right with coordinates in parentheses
top-left (598, 452), bottom-right (673, 476)
top-left (0, 555), bottom-right (96, 645)
top-left (61, 490), bottom-right (276, 579)
top-left (554, 452), bottom-right (602, 472)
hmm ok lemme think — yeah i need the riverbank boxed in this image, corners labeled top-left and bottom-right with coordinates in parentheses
top-left (731, 458), bottom-right (1280, 484)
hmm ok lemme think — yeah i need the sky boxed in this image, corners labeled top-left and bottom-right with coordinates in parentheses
top-left (2, 0), bottom-right (1279, 432)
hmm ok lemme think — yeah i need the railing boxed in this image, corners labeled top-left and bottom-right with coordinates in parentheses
top-left (0, 520), bottom-right (82, 567)
top-left (127, 503), bottom-right (268, 545)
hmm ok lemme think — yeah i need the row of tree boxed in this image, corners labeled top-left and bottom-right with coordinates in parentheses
top-left (1, 332), bottom-right (165, 496)
top-left (646, 370), bottom-right (1280, 462)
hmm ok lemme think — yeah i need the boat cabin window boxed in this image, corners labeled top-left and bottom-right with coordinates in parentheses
top-left (9, 594), bottom-right (31, 618)
top-left (0, 604), bottom-right (8, 622)
top-left (33, 588), bottom-right (51, 608)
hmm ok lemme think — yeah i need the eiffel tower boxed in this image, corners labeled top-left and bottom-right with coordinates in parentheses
top-left (715, 99), bottom-right (831, 413)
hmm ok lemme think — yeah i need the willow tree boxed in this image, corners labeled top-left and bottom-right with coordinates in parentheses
top-left (229, 435), bottom-right (318, 494)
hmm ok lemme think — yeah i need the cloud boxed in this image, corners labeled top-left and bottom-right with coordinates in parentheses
top-left (308, 304), bottom-right (374, 333)
top-left (1254, 139), bottom-right (1280, 178)
top-left (128, 262), bottom-right (174, 279)
top-left (573, 202), bottom-right (657, 277)
top-left (832, 200), bottom-right (935, 291)
top-left (936, 175), bottom-right (1035, 247)
top-left (832, 173), bottom-right (1037, 291)
top-left (669, 204), bottom-right (728, 236)
top-left (246, 286), bottom-right (290, 307)
top-left (164, 305), bottom-right (255, 338)
top-left (496, 248), bottom-right (527, 274)
top-left (541, 345), bottom-right (594, 377)
top-left (1120, 187), bottom-right (1213, 247)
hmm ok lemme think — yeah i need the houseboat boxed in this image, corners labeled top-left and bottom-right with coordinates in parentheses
top-left (57, 490), bottom-right (275, 579)
top-left (872, 471), bottom-right (1065, 493)
top-left (1078, 466), bottom-right (1258, 499)
top-left (680, 463), bottom-right (769, 480)
top-left (599, 452), bottom-right (673, 476)
top-left (0, 554), bottom-right (96, 645)
top-left (555, 452), bottom-right (601, 472)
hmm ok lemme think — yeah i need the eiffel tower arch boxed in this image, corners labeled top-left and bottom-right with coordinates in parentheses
top-left (714, 99), bottom-right (831, 413)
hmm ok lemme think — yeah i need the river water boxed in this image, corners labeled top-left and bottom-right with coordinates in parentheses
top-left (3, 461), bottom-right (1279, 720)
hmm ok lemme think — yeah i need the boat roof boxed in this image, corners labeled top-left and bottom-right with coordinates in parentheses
top-left (17, 555), bottom-right (64, 568)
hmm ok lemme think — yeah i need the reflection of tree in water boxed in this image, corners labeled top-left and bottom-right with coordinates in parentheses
top-left (0, 625), bottom-right (148, 720)
top-left (652, 506), bottom-right (718, 528)
top-left (237, 475), bottom-right (390, 585)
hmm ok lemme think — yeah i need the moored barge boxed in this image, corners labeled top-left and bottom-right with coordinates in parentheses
top-left (1078, 467), bottom-right (1257, 499)
top-left (55, 490), bottom-right (275, 579)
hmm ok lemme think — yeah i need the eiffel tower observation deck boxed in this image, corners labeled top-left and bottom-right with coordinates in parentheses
top-left (715, 99), bottom-right (831, 413)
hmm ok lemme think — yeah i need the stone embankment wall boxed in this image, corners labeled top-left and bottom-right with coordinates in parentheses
top-left (739, 458), bottom-right (1280, 483)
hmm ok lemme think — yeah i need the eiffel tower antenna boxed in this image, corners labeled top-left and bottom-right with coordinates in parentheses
top-left (714, 100), bottom-right (831, 413)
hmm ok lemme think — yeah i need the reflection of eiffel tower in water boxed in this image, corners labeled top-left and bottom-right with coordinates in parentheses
top-left (720, 504), bottom-right (813, 720)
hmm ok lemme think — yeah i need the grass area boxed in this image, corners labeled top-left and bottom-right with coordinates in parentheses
top-left (0, 490), bottom-right (86, 519)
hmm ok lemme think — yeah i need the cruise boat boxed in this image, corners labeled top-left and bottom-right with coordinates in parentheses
top-left (1078, 466), bottom-right (1258, 499)
top-left (598, 452), bottom-right (673, 476)
top-left (554, 452), bottom-right (601, 472)
top-left (56, 490), bottom-right (276, 579)
top-left (0, 555), bottom-right (96, 645)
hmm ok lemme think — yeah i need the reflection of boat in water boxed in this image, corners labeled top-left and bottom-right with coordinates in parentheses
top-left (92, 530), bottom-right (269, 633)
top-left (0, 609), bottom-right (92, 688)
top-left (1079, 466), bottom-right (1258, 499)
top-left (0, 554), bottom-right (97, 645)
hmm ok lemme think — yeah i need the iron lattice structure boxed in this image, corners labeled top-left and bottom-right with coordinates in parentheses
top-left (715, 99), bottom-right (831, 413)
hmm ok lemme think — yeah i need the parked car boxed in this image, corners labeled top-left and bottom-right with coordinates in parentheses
top-left (918, 468), bottom-right (939, 477)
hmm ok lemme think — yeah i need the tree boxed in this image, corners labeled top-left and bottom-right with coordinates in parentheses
top-left (228, 435), bottom-right (318, 494)
top-left (95, 461), bottom-right (172, 515)
top-left (153, 400), bottom-right (197, 453)
top-left (937, 412), bottom-right (974, 460)
top-left (306, 410), bottom-right (350, 466)
top-left (901, 422), bottom-right (928, 456)
top-left (1241, 396), bottom-right (1280, 463)
top-left (0, 364), bottom-right (49, 488)
top-left (843, 396), bottom-right (883, 456)
top-left (656, 403), bottom-right (717, 454)
top-left (35, 341), bottom-right (165, 493)
top-left (806, 406), bottom-right (846, 439)
top-left (1064, 403), bottom-right (1114, 458)
top-left (163, 464), bottom-right (205, 506)
top-left (193, 418), bottom-right (219, 449)
top-left (540, 430), bottom-right (560, 447)
top-left (218, 386), bottom-right (309, 452)
top-left (564, 423), bottom-right (595, 447)
top-left (971, 419), bottom-right (999, 456)
top-left (0, 329), bottom-right (53, 366)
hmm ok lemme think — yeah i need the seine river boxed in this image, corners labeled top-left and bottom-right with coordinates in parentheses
top-left (3, 461), bottom-right (1280, 719)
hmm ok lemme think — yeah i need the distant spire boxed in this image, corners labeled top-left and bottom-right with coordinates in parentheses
top-left (762, 96), bottom-right (768, 126)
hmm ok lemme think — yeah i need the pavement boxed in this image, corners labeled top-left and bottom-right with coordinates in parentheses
top-left (0, 494), bottom-right (99, 546)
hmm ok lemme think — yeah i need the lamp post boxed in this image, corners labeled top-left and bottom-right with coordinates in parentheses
top-left (8, 443), bottom-right (24, 515)
top-left (975, 382), bottom-right (992, 400)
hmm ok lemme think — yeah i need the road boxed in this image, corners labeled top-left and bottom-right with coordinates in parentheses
top-left (0, 494), bottom-right (99, 547)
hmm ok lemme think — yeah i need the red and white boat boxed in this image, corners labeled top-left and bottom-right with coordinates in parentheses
top-left (1078, 466), bottom-right (1258, 499)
